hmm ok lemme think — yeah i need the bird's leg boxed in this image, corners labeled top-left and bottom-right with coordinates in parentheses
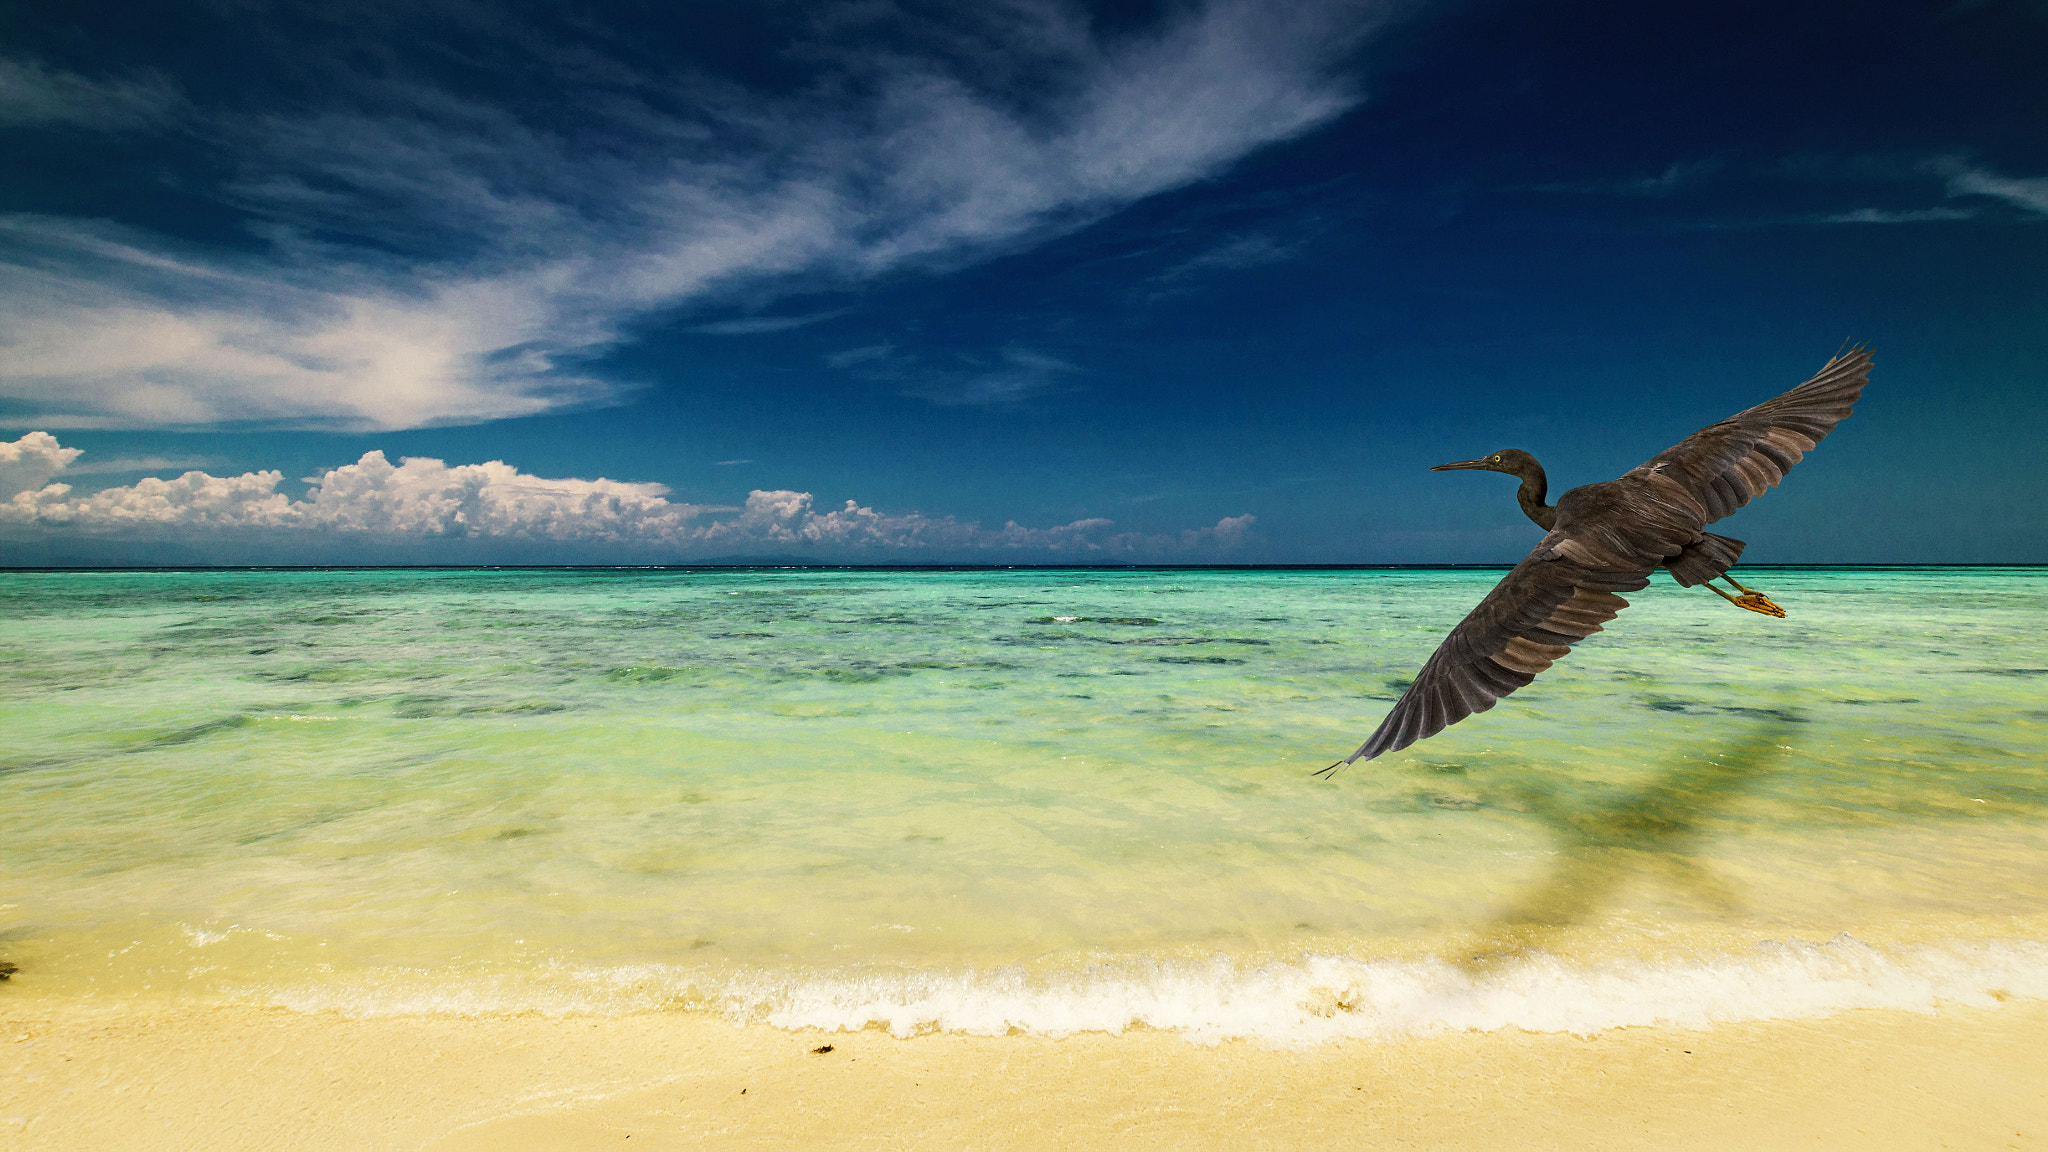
top-left (1706, 574), bottom-right (1785, 618)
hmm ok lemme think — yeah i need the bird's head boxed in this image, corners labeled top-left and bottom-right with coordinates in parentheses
top-left (1430, 448), bottom-right (1538, 476)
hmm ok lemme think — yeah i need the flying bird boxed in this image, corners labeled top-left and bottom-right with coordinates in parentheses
top-left (1318, 348), bottom-right (1870, 775)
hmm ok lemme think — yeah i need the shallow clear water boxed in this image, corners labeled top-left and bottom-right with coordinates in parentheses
top-left (3, 566), bottom-right (2046, 1043)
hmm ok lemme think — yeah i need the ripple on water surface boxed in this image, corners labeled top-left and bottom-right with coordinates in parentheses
top-left (1, 566), bottom-right (2045, 1043)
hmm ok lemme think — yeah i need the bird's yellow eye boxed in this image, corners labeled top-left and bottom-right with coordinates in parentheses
top-left (1489, 455), bottom-right (1501, 463)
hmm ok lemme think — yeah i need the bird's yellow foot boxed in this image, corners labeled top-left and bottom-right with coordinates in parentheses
top-left (1731, 590), bottom-right (1785, 617)
top-left (1707, 577), bottom-right (1786, 617)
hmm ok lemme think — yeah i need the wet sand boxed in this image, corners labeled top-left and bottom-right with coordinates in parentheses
top-left (4, 1000), bottom-right (2043, 1149)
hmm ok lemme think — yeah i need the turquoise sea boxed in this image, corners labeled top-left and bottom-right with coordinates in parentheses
top-left (3, 566), bottom-right (2045, 1044)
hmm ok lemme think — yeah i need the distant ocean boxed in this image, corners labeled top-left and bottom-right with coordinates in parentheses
top-left (4, 566), bottom-right (2045, 1045)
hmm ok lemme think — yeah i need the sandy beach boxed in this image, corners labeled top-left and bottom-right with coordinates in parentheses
top-left (4, 999), bottom-right (2043, 1149)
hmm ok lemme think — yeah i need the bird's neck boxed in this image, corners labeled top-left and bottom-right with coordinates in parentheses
top-left (1513, 465), bottom-right (1555, 530)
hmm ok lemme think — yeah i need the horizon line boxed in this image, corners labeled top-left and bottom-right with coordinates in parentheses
top-left (4, 563), bottom-right (2045, 574)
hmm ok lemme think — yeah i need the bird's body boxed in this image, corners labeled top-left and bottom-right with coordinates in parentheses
top-left (1322, 348), bottom-right (1870, 772)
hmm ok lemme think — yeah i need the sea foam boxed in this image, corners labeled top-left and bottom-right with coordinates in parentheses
top-left (251, 934), bottom-right (2048, 1048)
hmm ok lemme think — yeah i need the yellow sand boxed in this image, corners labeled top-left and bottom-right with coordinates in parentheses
top-left (4, 999), bottom-right (2045, 1149)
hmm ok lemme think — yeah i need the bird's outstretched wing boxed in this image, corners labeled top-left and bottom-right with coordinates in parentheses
top-left (1627, 348), bottom-right (1870, 522)
top-left (1320, 545), bottom-right (1651, 772)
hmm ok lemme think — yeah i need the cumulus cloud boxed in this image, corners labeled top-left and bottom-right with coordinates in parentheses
top-left (1, 431), bottom-right (1254, 558)
top-left (12, 468), bottom-right (293, 529)
top-left (0, 430), bottom-right (81, 500)
top-left (290, 450), bottom-right (704, 541)
top-left (0, 1), bottom-right (1385, 431)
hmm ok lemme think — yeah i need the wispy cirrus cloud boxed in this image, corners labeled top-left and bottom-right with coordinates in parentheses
top-left (2, 431), bottom-right (1255, 558)
top-left (1532, 151), bottom-right (2044, 229)
top-left (0, 1), bottom-right (1387, 432)
top-left (1820, 206), bottom-right (1977, 224)
top-left (1530, 155), bottom-right (1727, 198)
top-left (0, 58), bottom-right (183, 130)
top-left (1155, 230), bottom-right (1302, 283)
top-left (1796, 155), bottom-right (2048, 225)
top-left (1940, 163), bottom-right (2048, 216)
top-left (901, 348), bottom-right (1083, 407)
top-left (690, 310), bottom-right (848, 336)
top-left (1623, 157), bottom-right (1727, 196)
top-left (826, 342), bottom-right (1081, 407)
top-left (824, 343), bottom-right (894, 369)
top-left (54, 453), bottom-right (230, 476)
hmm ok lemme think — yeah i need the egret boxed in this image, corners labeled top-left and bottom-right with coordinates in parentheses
top-left (1319, 348), bottom-right (1869, 774)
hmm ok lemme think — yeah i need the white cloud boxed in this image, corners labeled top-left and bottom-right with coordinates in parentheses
top-left (45, 454), bottom-right (228, 476)
top-left (0, 430), bottom-right (81, 500)
top-left (690, 310), bottom-right (848, 335)
top-left (289, 450), bottom-right (705, 541)
top-left (901, 347), bottom-right (1081, 407)
top-left (1624, 157), bottom-right (1724, 196)
top-left (10, 468), bottom-right (293, 529)
top-left (0, 1), bottom-right (1384, 431)
top-left (1155, 230), bottom-right (1303, 287)
top-left (1207, 512), bottom-right (1256, 545)
top-left (1531, 155), bottom-right (1726, 198)
top-left (1943, 165), bottom-right (2048, 216)
top-left (825, 343), bottom-right (894, 369)
top-left (1, 431), bottom-right (1255, 557)
top-left (1821, 206), bottom-right (1977, 224)
top-left (0, 215), bottom-right (617, 430)
top-left (0, 58), bottom-right (181, 130)
top-left (822, 341), bottom-right (1084, 406)
top-left (0, 219), bottom-right (598, 430)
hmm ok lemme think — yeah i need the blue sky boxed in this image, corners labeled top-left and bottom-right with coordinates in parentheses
top-left (2, 0), bottom-right (2044, 564)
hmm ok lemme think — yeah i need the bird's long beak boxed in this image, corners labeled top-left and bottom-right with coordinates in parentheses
top-left (1429, 459), bottom-right (1489, 471)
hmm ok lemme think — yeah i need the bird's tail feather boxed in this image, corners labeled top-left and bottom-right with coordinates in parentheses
top-left (1665, 533), bottom-right (1746, 587)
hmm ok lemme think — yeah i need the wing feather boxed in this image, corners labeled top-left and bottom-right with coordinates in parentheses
top-left (1629, 348), bottom-right (1870, 522)
top-left (1328, 544), bottom-right (1648, 768)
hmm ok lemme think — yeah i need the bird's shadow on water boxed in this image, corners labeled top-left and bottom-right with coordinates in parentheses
top-left (1457, 714), bottom-right (1804, 973)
